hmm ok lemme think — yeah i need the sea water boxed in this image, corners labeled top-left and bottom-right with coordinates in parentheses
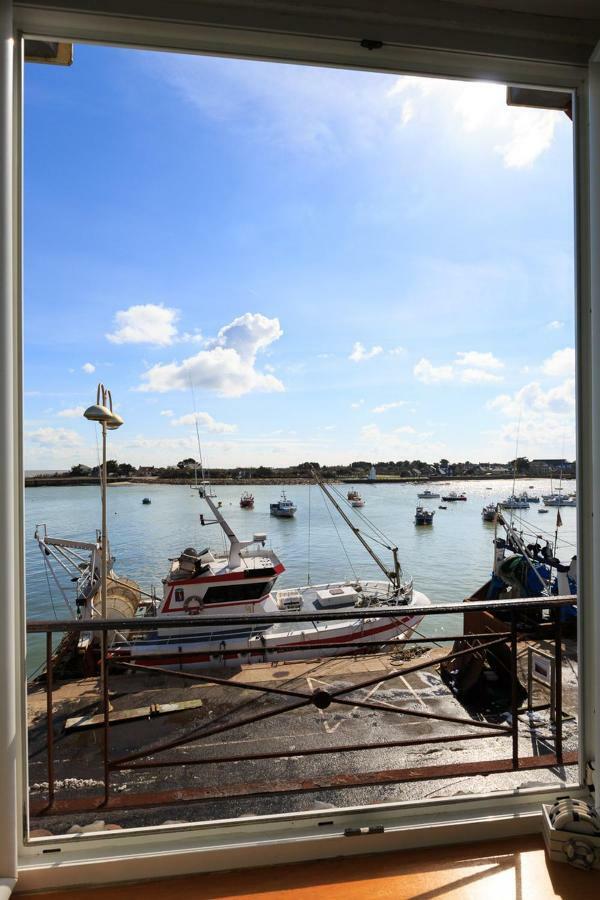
top-left (25, 478), bottom-right (577, 675)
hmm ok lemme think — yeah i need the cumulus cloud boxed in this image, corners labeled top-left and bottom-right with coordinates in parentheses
top-left (26, 427), bottom-right (83, 448)
top-left (415, 353), bottom-right (504, 385)
top-left (372, 401), bottom-right (408, 414)
top-left (389, 76), bottom-right (561, 169)
top-left (160, 409), bottom-right (174, 417)
top-left (455, 351), bottom-right (503, 370)
top-left (82, 363), bottom-right (95, 374)
top-left (459, 368), bottom-right (503, 384)
top-left (349, 342), bottom-right (383, 362)
top-left (57, 406), bottom-right (85, 418)
top-left (541, 347), bottom-right (575, 378)
top-left (171, 411), bottom-right (237, 433)
top-left (487, 377), bottom-right (575, 452)
top-left (351, 399), bottom-right (364, 409)
top-left (136, 312), bottom-right (284, 397)
top-left (106, 303), bottom-right (181, 347)
top-left (413, 358), bottom-right (454, 384)
top-left (546, 320), bottom-right (565, 330)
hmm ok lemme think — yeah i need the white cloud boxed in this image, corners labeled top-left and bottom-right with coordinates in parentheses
top-left (26, 427), bottom-right (83, 448)
top-left (106, 303), bottom-right (180, 347)
top-left (487, 378), bottom-right (575, 454)
top-left (351, 399), bottom-right (364, 409)
top-left (389, 76), bottom-right (561, 169)
top-left (159, 59), bottom-right (563, 168)
top-left (57, 406), bottom-right (85, 418)
top-left (349, 342), bottom-right (383, 362)
top-left (171, 411), bottom-right (237, 433)
top-left (413, 358), bottom-right (454, 384)
top-left (459, 368), bottom-right (503, 384)
top-left (82, 363), bottom-right (95, 374)
top-left (389, 346), bottom-right (405, 357)
top-left (323, 424), bottom-right (336, 431)
top-left (372, 401), bottom-right (408, 414)
top-left (541, 347), bottom-right (575, 378)
top-left (415, 355), bottom-right (503, 385)
top-left (546, 320), bottom-right (565, 330)
top-left (160, 409), bottom-right (174, 417)
top-left (455, 351), bottom-right (503, 370)
top-left (136, 312), bottom-right (284, 397)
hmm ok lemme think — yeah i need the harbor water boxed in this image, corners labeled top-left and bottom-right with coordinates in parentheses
top-left (25, 478), bottom-right (577, 675)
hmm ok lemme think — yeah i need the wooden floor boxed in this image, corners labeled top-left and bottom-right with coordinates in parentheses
top-left (17, 835), bottom-right (597, 899)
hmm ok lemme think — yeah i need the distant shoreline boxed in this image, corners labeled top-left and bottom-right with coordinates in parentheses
top-left (24, 473), bottom-right (574, 488)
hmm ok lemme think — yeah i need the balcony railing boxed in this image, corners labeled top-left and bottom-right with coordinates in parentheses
top-left (26, 595), bottom-right (578, 825)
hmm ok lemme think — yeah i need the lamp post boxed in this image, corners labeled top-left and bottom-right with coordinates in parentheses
top-left (83, 385), bottom-right (124, 624)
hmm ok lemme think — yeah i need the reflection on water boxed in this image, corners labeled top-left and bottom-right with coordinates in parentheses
top-left (25, 479), bottom-right (577, 673)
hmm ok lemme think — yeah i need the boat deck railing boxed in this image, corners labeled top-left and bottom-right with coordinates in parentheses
top-left (27, 595), bottom-right (577, 822)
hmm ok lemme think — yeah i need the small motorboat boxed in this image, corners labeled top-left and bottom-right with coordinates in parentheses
top-left (415, 506), bottom-right (435, 525)
top-left (270, 490), bottom-right (297, 518)
top-left (350, 494), bottom-right (365, 507)
top-left (442, 492), bottom-right (466, 502)
top-left (438, 505), bottom-right (447, 510)
top-left (240, 491), bottom-right (254, 509)
top-left (538, 508), bottom-right (549, 514)
top-left (417, 489), bottom-right (440, 499)
top-left (142, 498), bottom-right (151, 505)
top-left (347, 488), bottom-right (361, 501)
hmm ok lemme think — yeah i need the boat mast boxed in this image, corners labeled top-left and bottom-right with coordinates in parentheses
top-left (313, 471), bottom-right (401, 590)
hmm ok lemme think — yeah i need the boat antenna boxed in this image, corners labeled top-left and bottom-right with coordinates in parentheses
top-left (311, 469), bottom-right (401, 591)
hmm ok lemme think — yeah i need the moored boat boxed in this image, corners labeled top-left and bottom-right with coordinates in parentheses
top-left (415, 506), bottom-right (435, 525)
top-left (240, 491), bottom-right (254, 509)
top-left (499, 495), bottom-right (529, 509)
top-left (482, 503), bottom-right (496, 522)
top-left (270, 490), bottom-right (297, 517)
top-left (441, 491), bottom-right (466, 502)
top-left (417, 489), bottom-right (440, 499)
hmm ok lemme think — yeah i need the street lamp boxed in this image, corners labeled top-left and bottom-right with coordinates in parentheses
top-left (83, 385), bottom-right (123, 625)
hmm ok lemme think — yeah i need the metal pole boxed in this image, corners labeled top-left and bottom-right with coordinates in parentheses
top-left (0, 2), bottom-right (18, 892)
top-left (101, 421), bottom-right (107, 621)
top-left (510, 608), bottom-right (519, 769)
top-left (45, 632), bottom-right (54, 808)
top-left (554, 608), bottom-right (563, 763)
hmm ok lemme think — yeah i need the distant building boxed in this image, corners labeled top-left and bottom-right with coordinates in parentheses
top-left (529, 458), bottom-right (575, 477)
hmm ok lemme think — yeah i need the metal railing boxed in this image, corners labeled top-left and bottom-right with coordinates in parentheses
top-left (27, 595), bottom-right (578, 819)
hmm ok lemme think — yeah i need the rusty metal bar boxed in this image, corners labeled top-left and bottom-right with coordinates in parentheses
top-left (25, 595), bottom-right (578, 632)
top-left (330, 634), bottom-right (511, 699)
top-left (331, 695), bottom-right (511, 732)
top-left (510, 608), bottom-right (519, 769)
top-left (30, 751), bottom-right (579, 818)
top-left (45, 632), bottom-right (54, 808)
top-left (114, 730), bottom-right (507, 771)
top-left (111, 696), bottom-right (313, 767)
top-left (554, 608), bottom-right (563, 763)
top-left (101, 629), bottom-right (110, 806)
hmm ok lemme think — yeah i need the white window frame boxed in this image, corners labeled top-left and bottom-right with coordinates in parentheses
top-left (2, 3), bottom-right (599, 893)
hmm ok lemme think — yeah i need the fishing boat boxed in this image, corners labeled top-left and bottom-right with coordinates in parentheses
top-left (347, 489), bottom-right (365, 507)
top-left (142, 498), bottom-right (151, 505)
top-left (499, 495), bottom-right (529, 510)
top-left (270, 490), bottom-right (297, 517)
top-left (240, 491), bottom-right (254, 509)
top-left (417, 489), bottom-right (440, 499)
top-left (441, 491), bottom-right (466, 502)
top-left (482, 503), bottom-right (496, 522)
top-left (538, 508), bottom-right (549, 514)
top-left (35, 478), bottom-right (430, 670)
top-left (415, 506), bottom-right (435, 525)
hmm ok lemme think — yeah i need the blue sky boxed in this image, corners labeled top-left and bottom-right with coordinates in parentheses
top-left (24, 46), bottom-right (575, 469)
